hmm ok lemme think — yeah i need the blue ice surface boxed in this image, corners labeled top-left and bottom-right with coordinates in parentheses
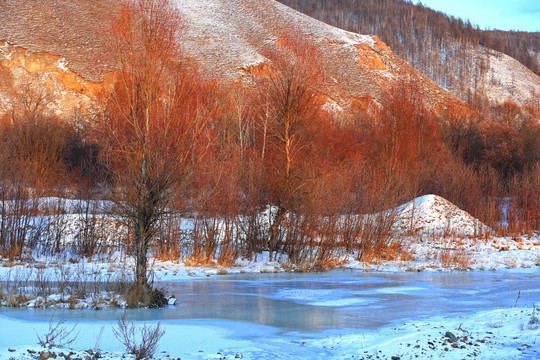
top-left (1, 269), bottom-right (538, 358)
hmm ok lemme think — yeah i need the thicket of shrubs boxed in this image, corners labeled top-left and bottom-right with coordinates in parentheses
top-left (0, 75), bottom-right (538, 267)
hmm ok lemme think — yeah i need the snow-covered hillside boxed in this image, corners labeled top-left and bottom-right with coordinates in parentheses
top-left (0, 0), bottom-right (467, 118)
top-left (474, 46), bottom-right (540, 109)
top-left (178, 0), bottom-right (378, 78)
top-left (175, 0), bottom-right (465, 114)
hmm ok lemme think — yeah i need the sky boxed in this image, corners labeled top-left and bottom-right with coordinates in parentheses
top-left (413, 0), bottom-right (540, 32)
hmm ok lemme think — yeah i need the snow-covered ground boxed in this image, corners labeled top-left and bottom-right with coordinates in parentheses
top-left (0, 194), bottom-right (539, 358)
top-left (0, 194), bottom-right (538, 308)
top-left (1, 308), bottom-right (538, 359)
top-left (309, 307), bottom-right (540, 360)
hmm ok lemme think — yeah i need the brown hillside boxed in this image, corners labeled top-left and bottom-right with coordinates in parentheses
top-left (0, 0), bottom-right (471, 117)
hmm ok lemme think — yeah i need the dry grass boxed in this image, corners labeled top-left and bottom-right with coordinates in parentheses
top-left (528, 308), bottom-right (539, 330)
top-left (2, 260), bottom-right (25, 267)
top-left (318, 257), bottom-right (347, 269)
top-left (398, 250), bottom-right (415, 262)
top-left (184, 256), bottom-right (218, 268)
top-left (284, 256), bottom-right (346, 272)
top-left (154, 251), bottom-right (181, 262)
top-left (359, 240), bottom-right (407, 264)
top-left (6, 293), bottom-right (28, 307)
top-left (36, 315), bottom-right (79, 348)
top-left (113, 313), bottom-right (165, 360)
top-left (217, 267), bottom-right (229, 275)
top-left (217, 245), bottom-right (239, 267)
top-left (0, 263), bottom-right (134, 309)
top-left (435, 249), bottom-right (471, 268)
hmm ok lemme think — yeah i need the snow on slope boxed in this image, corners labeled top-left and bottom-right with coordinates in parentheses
top-left (392, 194), bottom-right (490, 237)
top-left (2, 0), bottom-right (537, 118)
top-left (0, 0), bottom-right (467, 117)
top-left (474, 46), bottom-right (540, 109)
top-left (176, 0), bottom-right (461, 113)
top-left (178, 0), bottom-right (377, 78)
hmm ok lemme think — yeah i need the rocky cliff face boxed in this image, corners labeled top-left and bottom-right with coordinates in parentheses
top-left (0, 0), bottom-right (476, 119)
top-left (0, 41), bottom-right (114, 117)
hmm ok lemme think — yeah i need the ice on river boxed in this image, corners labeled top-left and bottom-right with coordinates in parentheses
top-left (277, 288), bottom-right (375, 307)
top-left (1, 270), bottom-right (539, 359)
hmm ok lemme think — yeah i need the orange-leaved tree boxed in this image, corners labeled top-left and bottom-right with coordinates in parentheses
top-left (97, 0), bottom-right (211, 304)
top-left (255, 34), bottom-right (326, 261)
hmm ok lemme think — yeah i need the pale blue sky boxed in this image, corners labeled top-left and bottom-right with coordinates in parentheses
top-left (413, 0), bottom-right (540, 32)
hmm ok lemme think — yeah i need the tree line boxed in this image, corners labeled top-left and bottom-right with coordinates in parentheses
top-left (278, 0), bottom-right (540, 112)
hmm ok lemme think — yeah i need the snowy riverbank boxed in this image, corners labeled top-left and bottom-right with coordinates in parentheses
top-left (1, 285), bottom-right (538, 359)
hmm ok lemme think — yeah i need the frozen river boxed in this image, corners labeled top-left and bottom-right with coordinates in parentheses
top-left (1, 269), bottom-right (539, 359)
top-left (160, 270), bottom-right (540, 331)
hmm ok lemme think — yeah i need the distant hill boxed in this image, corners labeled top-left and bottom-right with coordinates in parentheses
top-left (277, 0), bottom-right (540, 112)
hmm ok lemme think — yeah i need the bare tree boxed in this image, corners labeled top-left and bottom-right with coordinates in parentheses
top-left (35, 314), bottom-right (79, 349)
top-left (113, 313), bottom-right (164, 360)
top-left (255, 35), bottom-right (325, 260)
top-left (97, 0), bottom-right (211, 303)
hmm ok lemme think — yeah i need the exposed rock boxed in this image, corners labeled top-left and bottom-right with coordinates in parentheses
top-left (445, 331), bottom-right (459, 343)
top-left (355, 43), bottom-right (387, 70)
top-left (0, 41), bottom-right (111, 118)
top-left (40, 351), bottom-right (57, 360)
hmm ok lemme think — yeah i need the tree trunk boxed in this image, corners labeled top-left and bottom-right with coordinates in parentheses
top-left (135, 215), bottom-right (149, 290)
top-left (268, 206), bottom-right (285, 262)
